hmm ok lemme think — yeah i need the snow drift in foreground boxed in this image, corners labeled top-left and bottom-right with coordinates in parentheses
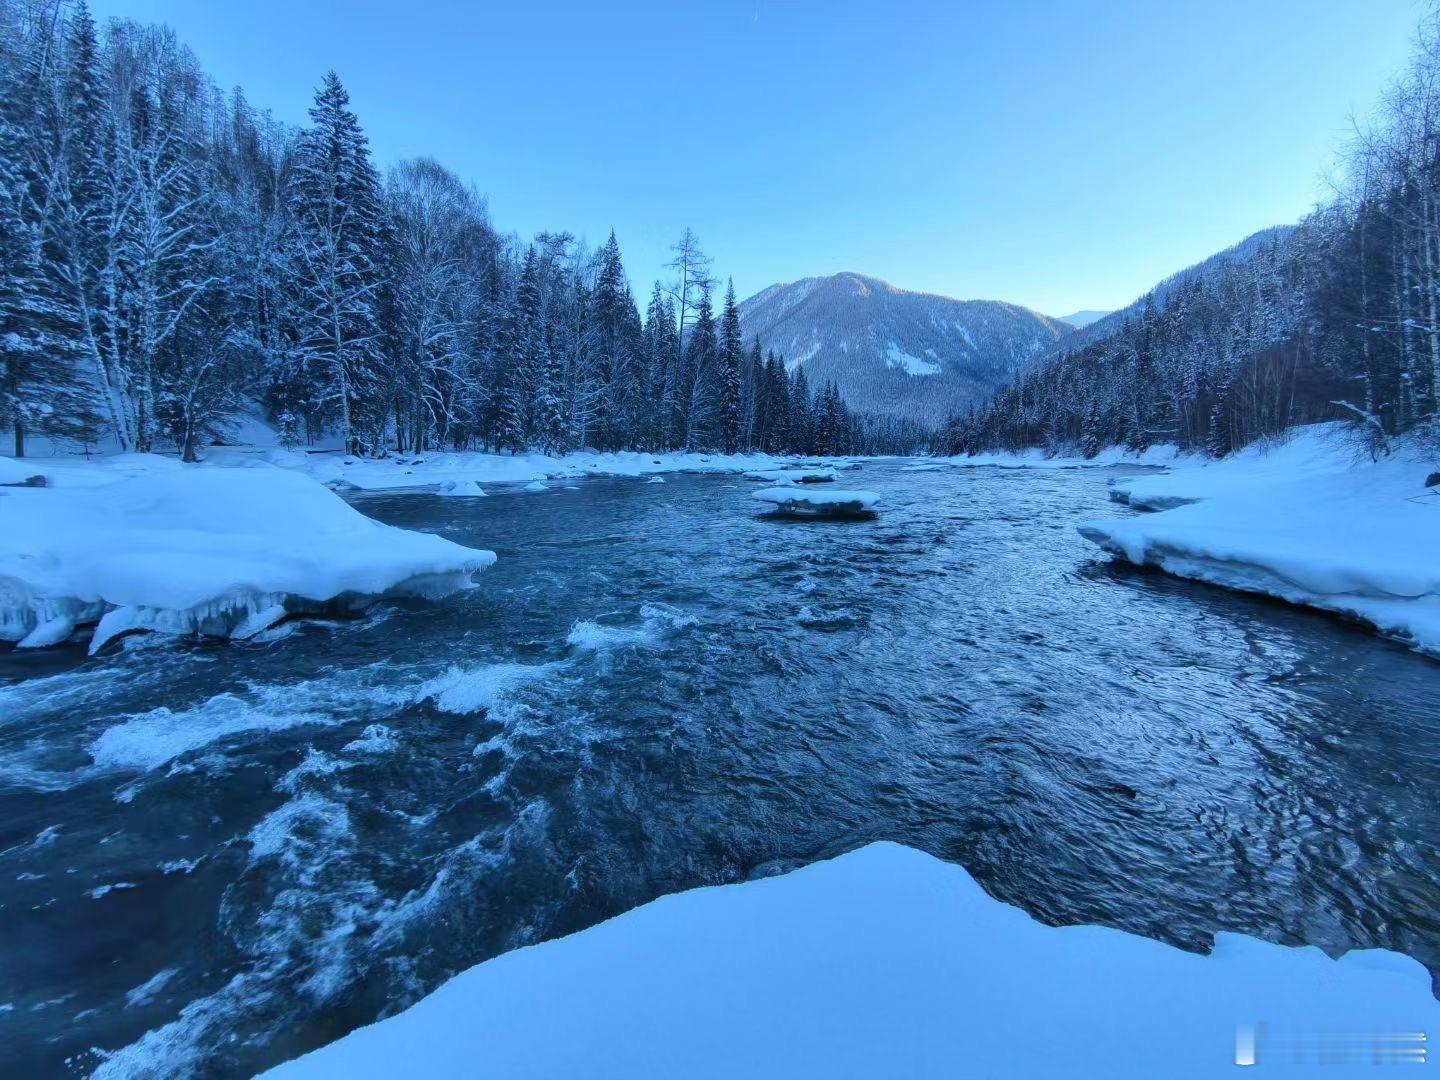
top-left (1081, 424), bottom-right (1440, 656)
top-left (0, 467), bottom-right (495, 652)
top-left (263, 842), bottom-right (1439, 1079)
top-left (753, 487), bottom-right (880, 515)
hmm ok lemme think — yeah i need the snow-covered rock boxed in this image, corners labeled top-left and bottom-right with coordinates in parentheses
top-left (523, 480), bottom-right (550, 492)
top-left (744, 468), bottom-right (838, 484)
top-left (262, 842), bottom-right (1440, 1079)
top-left (752, 487), bottom-right (880, 516)
top-left (1080, 425), bottom-right (1440, 656)
top-left (435, 479), bottom-right (487, 498)
top-left (0, 467), bottom-right (495, 653)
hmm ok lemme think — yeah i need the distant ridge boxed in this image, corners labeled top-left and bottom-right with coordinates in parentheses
top-left (1057, 310), bottom-right (1111, 329)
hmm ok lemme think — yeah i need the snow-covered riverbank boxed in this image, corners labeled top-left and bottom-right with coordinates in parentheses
top-left (264, 842), bottom-right (1439, 1078)
top-left (0, 464), bottom-right (495, 653)
top-left (946, 443), bottom-right (1191, 470)
top-left (0, 448), bottom-right (837, 653)
top-left (1081, 424), bottom-right (1440, 656)
top-left (209, 446), bottom-right (804, 492)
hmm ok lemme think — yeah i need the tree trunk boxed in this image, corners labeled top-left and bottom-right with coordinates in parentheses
top-left (14, 419), bottom-right (24, 459)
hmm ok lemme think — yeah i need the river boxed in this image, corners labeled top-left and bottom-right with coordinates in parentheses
top-left (2, 461), bottom-right (1438, 1077)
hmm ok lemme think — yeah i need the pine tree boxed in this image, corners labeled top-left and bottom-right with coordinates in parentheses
top-left (764, 351), bottom-right (787, 451)
top-left (286, 72), bottom-right (389, 455)
top-left (684, 283), bottom-right (718, 448)
top-left (788, 365), bottom-right (812, 453)
top-left (590, 230), bottom-right (637, 449)
top-left (746, 338), bottom-right (766, 450)
top-left (718, 278), bottom-right (743, 453)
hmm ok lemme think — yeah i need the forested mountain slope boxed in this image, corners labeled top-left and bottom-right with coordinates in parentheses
top-left (739, 273), bottom-right (1072, 425)
top-left (940, 95), bottom-right (1440, 463)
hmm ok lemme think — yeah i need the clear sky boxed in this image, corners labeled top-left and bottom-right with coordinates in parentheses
top-left (90, 0), bottom-right (1423, 315)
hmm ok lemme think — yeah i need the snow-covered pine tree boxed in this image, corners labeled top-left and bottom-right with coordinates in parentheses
top-left (743, 337), bottom-right (763, 450)
top-left (286, 71), bottom-right (390, 455)
top-left (47, 1), bottom-right (131, 448)
top-left (511, 244), bottom-right (545, 449)
top-left (640, 282), bottom-right (670, 450)
top-left (788, 365), bottom-right (812, 454)
top-left (115, 65), bottom-right (217, 452)
top-left (590, 231), bottom-right (642, 450)
top-left (0, 104), bottom-right (98, 456)
top-left (763, 350), bottom-right (787, 451)
top-left (683, 283), bottom-right (718, 449)
top-left (718, 278), bottom-right (743, 453)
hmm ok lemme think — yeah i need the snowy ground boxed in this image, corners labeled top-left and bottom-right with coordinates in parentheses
top-left (0, 463), bottom-right (495, 653)
top-left (264, 842), bottom-right (1439, 1079)
top-left (1081, 424), bottom-right (1440, 656)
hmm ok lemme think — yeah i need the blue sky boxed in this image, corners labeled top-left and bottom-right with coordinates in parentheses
top-left (91, 0), bottom-right (1422, 315)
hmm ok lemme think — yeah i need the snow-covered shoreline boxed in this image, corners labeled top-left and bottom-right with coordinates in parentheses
top-left (210, 446), bottom-right (809, 493)
top-left (0, 464), bottom-right (496, 653)
top-left (1080, 424), bottom-right (1440, 657)
top-left (0, 448), bottom-right (844, 653)
top-left (946, 443), bottom-right (1192, 471)
top-left (263, 842), bottom-right (1440, 1079)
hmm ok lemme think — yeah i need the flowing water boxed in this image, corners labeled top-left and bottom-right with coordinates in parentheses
top-left (2, 462), bottom-right (1438, 1077)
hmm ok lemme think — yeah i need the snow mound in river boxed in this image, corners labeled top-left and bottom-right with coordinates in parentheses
top-left (435, 479), bottom-right (486, 497)
top-left (753, 486), bottom-right (880, 515)
top-left (0, 467), bottom-right (495, 653)
top-left (1081, 425), bottom-right (1440, 655)
top-left (744, 468), bottom-right (837, 484)
top-left (262, 842), bottom-right (1440, 1079)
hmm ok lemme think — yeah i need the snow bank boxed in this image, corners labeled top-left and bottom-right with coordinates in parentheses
top-left (263, 842), bottom-right (1439, 1079)
top-left (949, 443), bottom-right (1189, 471)
top-left (1107, 423), bottom-right (1359, 511)
top-left (0, 467), bottom-right (495, 652)
top-left (753, 486), bottom-right (880, 516)
top-left (200, 448), bottom-right (797, 493)
top-left (1080, 425), bottom-right (1440, 655)
top-left (0, 451), bottom-right (186, 489)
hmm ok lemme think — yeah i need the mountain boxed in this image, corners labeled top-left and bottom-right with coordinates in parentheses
top-left (1047, 226), bottom-right (1296, 357)
top-left (1057, 310), bottom-right (1111, 329)
top-left (738, 273), bottom-right (1072, 425)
